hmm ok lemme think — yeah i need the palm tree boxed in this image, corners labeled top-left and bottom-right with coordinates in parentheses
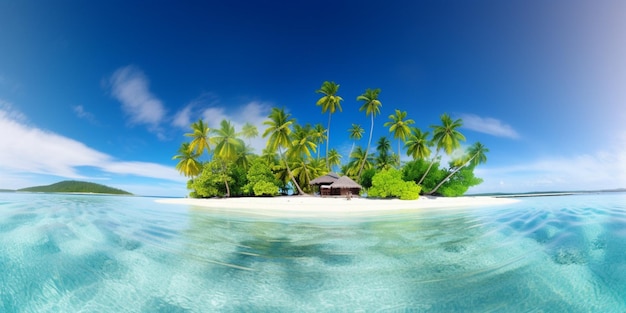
top-left (346, 146), bottom-right (373, 177)
top-left (241, 122), bottom-right (258, 146)
top-left (432, 113), bottom-right (466, 155)
top-left (262, 107), bottom-right (305, 195)
top-left (384, 109), bottom-right (415, 157)
top-left (290, 159), bottom-right (315, 192)
top-left (405, 127), bottom-right (431, 160)
top-left (356, 88), bottom-right (382, 179)
top-left (312, 123), bottom-right (327, 160)
top-left (288, 123), bottom-right (316, 161)
top-left (418, 114), bottom-right (466, 185)
top-left (211, 120), bottom-right (243, 161)
top-left (348, 124), bottom-right (364, 158)
top-left (376, 136), bottom-right (391, 158)
top-left (316, 81), bottom-right (343, 169)
top-left (235, 144), bottom-right (255, 170)
top-left (375, 137), bottom-right (395, 170)
top-left (211, 119), bottom-right (244, 197)
top-left (327, 148), bottom-right (342, 172)
top-left (428, 142), bottom-right (488, 195)
top-left (261, 147), bottom-right (278, 166)
top-left (185, 119), bottom-right (211, 156)
top-left (172, 142), bottom-right (202, 177)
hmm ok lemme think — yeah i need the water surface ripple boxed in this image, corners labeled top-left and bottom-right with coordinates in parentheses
top-left (1, 192), bottom-right (625, 312)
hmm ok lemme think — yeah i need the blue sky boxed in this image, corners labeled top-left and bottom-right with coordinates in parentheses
top-left (1, 0), bottom-right (625, 196)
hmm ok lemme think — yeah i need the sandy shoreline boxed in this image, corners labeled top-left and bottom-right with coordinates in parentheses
top-left (156, 196), bottom-right (519, 217)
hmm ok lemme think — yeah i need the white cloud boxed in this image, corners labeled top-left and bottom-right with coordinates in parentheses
top-left (109, 65), bottom-right (166, 132)
top-left (73, 105), bottom-right (98, 124)
top-left (0, 107), bottom-right (185, 190)
top-left (172, 93), bottom-right (219, 129)
top-left (459, 114), bottom-right (520, 139)
top-left (470, 144), bottom-right (626, 193)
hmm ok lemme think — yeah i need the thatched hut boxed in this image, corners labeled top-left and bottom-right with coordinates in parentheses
top-left (329, 176), bottom-right (362, 196)
top-left (310, 172), bottom-right (340, 196)
top-left (310, 173), bottom-right (361, 196)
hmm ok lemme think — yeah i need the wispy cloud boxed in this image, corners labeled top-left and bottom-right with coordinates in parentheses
top-left (109, 65), bottom-right (166, 135)
top-left (73, 105), bottom-right (98, 124)
top-left (171, 93), bottom-right (219, 129)
top-left (459, 114), bottom-right (520, 139)
top-left (471, 142), bottom-right (626, 193)
top-left (0, 106), bottom-right (185, 189)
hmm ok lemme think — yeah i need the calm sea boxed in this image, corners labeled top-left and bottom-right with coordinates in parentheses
top-left (1, 192), bottom-right (625, 312)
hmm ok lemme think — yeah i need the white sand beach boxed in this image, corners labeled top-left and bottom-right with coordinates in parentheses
top-left (157, 196), bottom-right (519, 217)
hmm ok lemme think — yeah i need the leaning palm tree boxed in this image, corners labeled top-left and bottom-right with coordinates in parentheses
top-left (384, 109), bottom-right (415, 157)
top-left (405, 127), bottom-right (431, 160)
top-left (356, 88), bottom-right (382, 179)
top-left (428, 142), bottom-right (488, 195)
top-left (211, 119), bottom-right (244, 197)
top-left (316, 81), bottom-right (343, 169)
top-left (347, 124), bottom-right (364, 158)
top-left (417, 113), bottom-right (466, 185)
top-left (172, 142), bottom-right (202, 177)
top-left (185, 119), bottom-right (211, 156)
top-left (262, 107), bottom-right (305, 195)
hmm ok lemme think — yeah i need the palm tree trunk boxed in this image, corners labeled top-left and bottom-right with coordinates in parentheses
top-left (349, 142), bottom-right (355, 160)
top-left (279, 148), bottom-right (305, 195)
top-left (398, 140), bottom-right (401, 165)
top-left (326, 112), bottom-right (331, 170)
top-left (220, 160), bottom-right (230, 197)
top-left (357, 114), bottom-right (374, 180)
top-left (417, 150), bottom-right (439, 186)
top-left (427, 154), bottom-right (476, 195)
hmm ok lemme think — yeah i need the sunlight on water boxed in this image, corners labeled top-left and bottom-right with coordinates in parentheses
top-left (1, 192), bottom-right (625, 312)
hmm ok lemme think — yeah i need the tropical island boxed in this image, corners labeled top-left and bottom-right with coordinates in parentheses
top-left (173, 81), bottom-right (488, 200)
top-left (16, 180), bottom-right (132, 195)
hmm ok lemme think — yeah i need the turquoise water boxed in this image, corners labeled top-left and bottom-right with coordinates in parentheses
top-left (1, 193), bottom-right (625, 312)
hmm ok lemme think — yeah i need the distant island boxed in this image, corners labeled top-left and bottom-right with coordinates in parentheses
top-left (16, 180), bottom-right (132, 195)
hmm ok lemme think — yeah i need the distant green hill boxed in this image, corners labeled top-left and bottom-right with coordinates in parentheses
top-left (18, 180), bottom-right (132, 195)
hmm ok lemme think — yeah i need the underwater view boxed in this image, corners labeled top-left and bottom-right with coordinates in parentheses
top-left (1, 192), bottom-right (625, 312)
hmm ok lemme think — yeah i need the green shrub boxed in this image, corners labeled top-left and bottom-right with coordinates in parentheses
top-left (368, 168), bottom-right (421, 200)
top-left (244, 158), bottom-right (280, 196)
top-left (253, 181), bottom-right (279, 196)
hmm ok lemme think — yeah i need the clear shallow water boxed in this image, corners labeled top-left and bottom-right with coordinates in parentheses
top-left (1, 193), bottom-right (626, 312)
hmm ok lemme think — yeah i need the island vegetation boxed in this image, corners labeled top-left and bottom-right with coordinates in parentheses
top-left (18, 180), bottom-right (132, 195)
top-left (173, 81), bottom-right (488, 200)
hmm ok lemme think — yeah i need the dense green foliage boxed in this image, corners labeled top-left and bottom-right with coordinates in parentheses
top-left (402, 160), bottom-right (482, 196)
top-left (244, 158), bottom-right (280, 196)
top-left (175, 81), bottom-right (490, 199)
top-left (368, 169), bottom-right (421, 200)
top-left (191, 161), bottom-right (233, 198)
top-left (18, 180), bottom-right (132, 195)
top-left (437, 167), bottom-right (483, 197)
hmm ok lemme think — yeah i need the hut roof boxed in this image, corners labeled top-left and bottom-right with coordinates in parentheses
top-left (310, 172), bottom-right (340, 185)
top-left (329, 176), bottom-right (362, 189)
